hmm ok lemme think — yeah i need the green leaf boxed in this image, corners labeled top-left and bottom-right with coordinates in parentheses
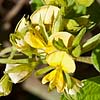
top-left (91, 44), bottom-right (100, 72)
top-left (75, 0), bottom-right (94, 7)
top-left (61, 94), bottom-right (68, 100)
top-left (77, 76), bottom-right (100, 100)
top-left (72, 27), bottom-right (86, 47)
top-left (72, 45), bottom-right (81, 57)
top-left (82, 33), bottom-right (100, 54)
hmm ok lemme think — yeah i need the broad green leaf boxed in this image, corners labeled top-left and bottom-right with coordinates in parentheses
top-left (91, 44), bottom-right (100, 72)
top-left (72, 27), bottom-right (86, 47)
top-left (82, 33), bottom-right (100, 54)
top-left (77, 76), bottom-right (100, 100)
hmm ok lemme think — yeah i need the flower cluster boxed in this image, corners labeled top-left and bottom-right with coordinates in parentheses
top-left (0, 0), bottom-right (99, 98)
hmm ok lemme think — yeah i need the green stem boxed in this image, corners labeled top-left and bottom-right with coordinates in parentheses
top-left (8, 47), bottom-right (16, 59)
top-left (75, 56), bottom-right (92, 64)
top-left (0, 58), bottom-right (29, 64)
top-left (0, 47), bottom-right (12, 57)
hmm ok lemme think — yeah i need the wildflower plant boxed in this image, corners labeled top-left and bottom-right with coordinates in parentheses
top-left (0, 0), bottom-right (100, 99)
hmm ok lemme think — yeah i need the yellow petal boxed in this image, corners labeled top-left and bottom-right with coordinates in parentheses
top-left (56, 69), bottom-right (65, 92)
top-left (45, 45), bottom-right (56, 54)
top-left (61, 52), bottom-right (76, 73)
top-left (30, 5), bottom-right (59, 24)
top-left (46, 51), bottom-right (76, 73)
top-left (24, 32), bottom-right (45, 48)
top-left (46, 51), bottom-right (64, 67)
top-left (42, 69), bottom-right (56, 84)
top-left (48, 32), bottom-right (74, 48)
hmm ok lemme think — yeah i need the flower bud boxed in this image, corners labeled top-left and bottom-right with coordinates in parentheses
top-left (0, 74), bottom-right (12, 96)
top-left (10, 34), bottom-right (34, 56)
top-left (5, 64), bottom-right (33, 84)
top-left (15, 17), bottom-right (29, 33)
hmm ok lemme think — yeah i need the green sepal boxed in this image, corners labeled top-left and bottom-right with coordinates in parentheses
top-left (82, 33), bottom-right (100, 54)
top-left (52, 10), bottom-right (63, 33)
top-left (10, 33), bottom-right (34, 56)
top-left (72, 45), bottom-right (81, 57)
top-left (39, 15), bottom-right (49, 44)
top-left (35, 66), bottom-right (53, 76)
top-left (5, 64), bottom-right (33, 73)
top-left (53, 38), bottom-right (68, 52)
top-left (65, 73), bottom-right (73, 89)
top-left (72, 27), bottom-right (86, 47)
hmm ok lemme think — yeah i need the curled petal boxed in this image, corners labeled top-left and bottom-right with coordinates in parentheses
top-left (48, 32), bottom-right (74, 48)
top-left (42, 69), bottom-right (56, 84)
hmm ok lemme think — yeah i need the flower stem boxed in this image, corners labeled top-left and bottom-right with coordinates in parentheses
top-left (75, 56), bottom-right (92, 64)
top-left (0, 58), bottom-right (29, 64)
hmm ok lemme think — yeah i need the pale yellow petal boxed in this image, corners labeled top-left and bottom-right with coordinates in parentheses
top-left (42, 69), bottom-right (56, 84)
top-left (46, 51), bottom-right (64, 67)
top-left (24, 32), bottom-right (45, 48)
top-left (61, 53), bottom-right (76, 73)
top-left (44, 6), bottom-right (59, 24)
top-left (30, 5), bottom-right (59, 25)
top-left (56, 70), bottom-right (65, 92)
top-left (30, 6), bottom-right (48, 24)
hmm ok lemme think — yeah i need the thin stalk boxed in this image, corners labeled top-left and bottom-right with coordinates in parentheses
top-left (0, 58), bottom-right (29, 64)
top-left (75, 56), bottom-right (92, 64)
top-left (0, 47), bottom-right (12, 57)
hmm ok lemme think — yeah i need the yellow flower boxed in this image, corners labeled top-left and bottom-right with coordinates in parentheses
top-left (42, 51), bottom-right (76, 92)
